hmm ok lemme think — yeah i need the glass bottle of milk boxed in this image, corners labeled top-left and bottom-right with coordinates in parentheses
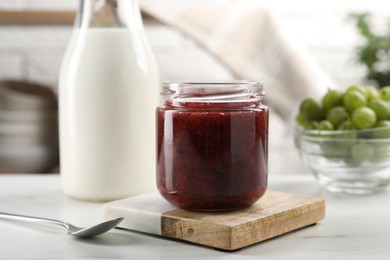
top-left (59, 0), bottom-right (160, 201)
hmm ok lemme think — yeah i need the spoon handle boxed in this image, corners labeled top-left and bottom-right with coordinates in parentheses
top-left (0, 211), bottom-right (69, 230)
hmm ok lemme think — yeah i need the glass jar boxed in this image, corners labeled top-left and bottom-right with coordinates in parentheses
top-left (156, 81), bottom-right (269, 211)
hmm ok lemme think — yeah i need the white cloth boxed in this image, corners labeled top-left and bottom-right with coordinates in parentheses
top-left (139, 0), bottom-right (335, 122)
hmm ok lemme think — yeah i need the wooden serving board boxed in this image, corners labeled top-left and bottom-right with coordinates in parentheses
top-left (104, 191), bottom-right (325, 250)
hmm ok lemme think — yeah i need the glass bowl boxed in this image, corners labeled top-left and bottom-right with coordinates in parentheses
top-left (294, 125), bottom-right (390, 194)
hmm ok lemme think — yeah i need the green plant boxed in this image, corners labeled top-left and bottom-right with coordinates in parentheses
top-left (349, 13), bottom-right (390, 88)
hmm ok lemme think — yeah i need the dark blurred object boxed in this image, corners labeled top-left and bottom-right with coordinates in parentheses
top-left (349, 13), bottom-right (390, 88)
top-left (0, 80), bottom-right (59, 173)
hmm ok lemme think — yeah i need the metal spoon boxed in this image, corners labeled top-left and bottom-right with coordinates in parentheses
top-left (0, 211), bottom-right (123, 238)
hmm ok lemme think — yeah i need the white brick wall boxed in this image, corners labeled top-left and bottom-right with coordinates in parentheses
top-left (0, 25), bottom-right (72, 88)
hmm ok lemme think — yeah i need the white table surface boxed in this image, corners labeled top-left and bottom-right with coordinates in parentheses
top-left (0, 174), bottom-right (389, 260)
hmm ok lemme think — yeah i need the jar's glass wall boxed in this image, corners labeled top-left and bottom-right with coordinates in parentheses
top-left (156, 81), bottom-right (269, 211)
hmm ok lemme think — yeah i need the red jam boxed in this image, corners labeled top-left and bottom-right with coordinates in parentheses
top-left (156, 81), bottom-right (268, 211)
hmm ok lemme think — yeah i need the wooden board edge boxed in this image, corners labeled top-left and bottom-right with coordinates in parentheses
top-left (160, 199), bottom-right (325, 251)
top-left (230, 199), bottom-right (326, 250)
top-left (161, 215), bottom-right (234, 249)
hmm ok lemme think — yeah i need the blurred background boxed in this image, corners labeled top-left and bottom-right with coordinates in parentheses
top-left (0, 0), bottom-right (390, 174)
top-left (1, 0), bottom-right (390, 88)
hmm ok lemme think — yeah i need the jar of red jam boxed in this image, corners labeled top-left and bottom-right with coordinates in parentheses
top-left (156, 81), bottom-right (268, 211)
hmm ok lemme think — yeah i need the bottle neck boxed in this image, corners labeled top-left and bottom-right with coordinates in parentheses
top-left (75, 0), bottom-right (144, 29)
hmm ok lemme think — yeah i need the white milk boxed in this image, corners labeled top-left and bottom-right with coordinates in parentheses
top-left (59, 28), bottom-right (160, 201)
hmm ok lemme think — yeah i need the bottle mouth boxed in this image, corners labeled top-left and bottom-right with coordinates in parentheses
top-left (161, 81), bottom-right (265, 103)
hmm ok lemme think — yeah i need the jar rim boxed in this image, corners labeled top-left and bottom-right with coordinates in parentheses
top-left (161, 80), bottom-right (265, 103)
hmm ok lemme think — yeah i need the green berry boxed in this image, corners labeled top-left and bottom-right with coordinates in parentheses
top-left (351, 142), bottom-right (373, 163)
top-left (346, 85), bottom-right (368, 96)
top-left (316, 120), bottom-right (334, 130)
top-left (368, 99), bottom-right (390, 120)
top-left (343, 90), bottom-right (367, 112)
top-left (379, 86), bottom-right (390, 101)
top-left (299, 98), bottom-right (325, 121)
top-left (373, 120), bottom-right (390, 138)
top-left (326, 106), bottom-right (349, 128)
top-left (295, 114), bottom-right (315, 129)
top-left (351, 107), bottom-right (377, 129)
top-left (320, 143), bottom-right (350, 160)
top-left (366, 86), bottom-right (380, 100)
top-left (375, 120), bottom-right (390, 128)
top-left (322, 89), bottom-right (343, 112)
top-left (337, 120), bottom-right (355, 131)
